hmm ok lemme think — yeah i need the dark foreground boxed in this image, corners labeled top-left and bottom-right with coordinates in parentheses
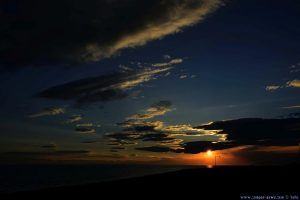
top-left (2, 165), bottom-right (299, 199)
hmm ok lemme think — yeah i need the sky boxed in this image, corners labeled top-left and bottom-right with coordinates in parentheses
top-left (0, 0), bottom-right (299, 165)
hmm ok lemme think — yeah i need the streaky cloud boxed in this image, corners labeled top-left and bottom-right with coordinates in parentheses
top-left (282, 105), bottom-right (300, 109)
top-left (28, 107), bottom-right (65, 118)
top-left (286, 79), bottom-right (300, 88)
top-left (75, 127), bottom-right (96, 134)
top-left (265, 85), bottom-right (281, 91)
top-left (66, 115), bottom-right (82, 123)
top-left (37, 62), bottom-right (177, 105)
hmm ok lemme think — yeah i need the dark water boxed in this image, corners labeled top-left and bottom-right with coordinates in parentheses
top-left (0, 164), bottom-right (197, 193)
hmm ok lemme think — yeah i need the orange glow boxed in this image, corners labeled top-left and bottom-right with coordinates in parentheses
top-left (206, 150), bottom-right (213, 156)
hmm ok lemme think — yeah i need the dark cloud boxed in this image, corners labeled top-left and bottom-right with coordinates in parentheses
top-left (38, 72), bottom-right (129, 104)
top-left (135, 141), bottom-right (234, 153)
top-left (196, 117), bottom-right (300, 145)
top-left (28, 107), bottom-right (65, 118)
top-left (124, 100), bottom-right (172, 121)
top-left (136, 146), bottom-right (178, 153)
top-left (38, 65), bottom-right (174, 105)
top-left (111, 147), bottom-right (125, 150)
top-left (106, 131), bottom-right (168, 141)
top-left (0, 0), bottom-right (221, 68)
top-left (81, 140), bottom-right (98, 144)
top-left (182, 141), bottom-right (236, 153)
top-left (179, 117), bottom-right (300, 154)
top-left (108, 139), bottom-right (137, 146)
top-left (106, 100), bottom-right (226, 151)
top-left (41, 143), bottom-right (57, 149)
top-left (288, 112), bottom-right (300, 118)
top-left (75, 127), bottom-right (96, 134)
top-left (136, 117), bottom-right (300, 154)
top-left (66, 114), bottom-right (82, 123)
top-left (142, 135), bottom-right (172, 142)
top-left (110, 146), bottom-right (125, 152)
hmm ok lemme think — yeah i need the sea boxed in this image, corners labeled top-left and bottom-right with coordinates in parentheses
top-left (0, 164), bottom-right (198, 194)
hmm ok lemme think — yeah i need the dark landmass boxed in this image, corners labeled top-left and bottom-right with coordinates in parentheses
top-left (2, 165), bottom-right (299, 199)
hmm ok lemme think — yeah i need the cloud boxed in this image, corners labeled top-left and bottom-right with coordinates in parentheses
top-left (28, 107), bottom-right (65, 118)
top-left (265, 79), bottom-right (300, 91)
top-left (193, 117), bottom-right (300, 149)
top-left (161, 124), bottom-right (226, 139)
top-left (265, 85), bottom-right (281, 91)
top-left (286, 79), bottom-right (300, 88)
top-left (136, 146), bottom-right (179, 153)
top-left (75, 127), bottom-right (96, 134)
top-left (108, 139), bottom-right (137, 146)
top-left (76, 123), bottom-right (94, 127)
top-left (81, 140), bottom-right (98, 144)
top-left (164, 72), bottom-right (171, 77)
top-left (182, 141), bottom-right (236, 153)
top-left (125, 100), bottom-right (172, 121)
top-left (38, 62), bottom-right (176, 105)
top-left (41, 143), bottom-right (57, 149)
top-left (152, 58), bottom-right (183, 67)
top-left (163, 55), bottom-right (171, 60)
top-left (0, 0), bottom-right (222, 68)
top-left (107, 100), bottom-right (227, 151)
top-left (179, 75), bottom-right (188, 79)
top-left (136, 117), bottom-right (300, 154)
top-left (282, 105), bottom-right (300, 109)
top-left (136, 141), bottom-right (234, 153)
top-left (289, 62), bottom-right (300, 73)
top-left (266, 62), bottom-right (300, 91)
top-left (66, 115), bottom-right (82, 123)
top-left (110, 146), bottom-right (126, 152)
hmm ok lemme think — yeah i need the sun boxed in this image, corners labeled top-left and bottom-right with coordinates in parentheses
top-left (206, 150), bottom-right (213, 156)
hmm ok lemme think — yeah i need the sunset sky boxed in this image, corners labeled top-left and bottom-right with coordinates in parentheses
top-left (0, 0), bottom-right (299, 165)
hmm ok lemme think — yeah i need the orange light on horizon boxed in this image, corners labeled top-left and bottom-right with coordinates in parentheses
top-left (206, 150), bottom-right (213, 156)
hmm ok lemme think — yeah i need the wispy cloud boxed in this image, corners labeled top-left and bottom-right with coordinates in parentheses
top-left (125, 100), bottom-right (172, 121)
top-left (265, 85), bottom-right (281, 91)
top-left (179, 75), bottom-right (188, 79)
top-left (76, 123), bottom-right (98, 127)
top-left (152, 58), bottom-right (183, 67)
top-left (66, 115), bottom-right (82, 123)
top-left (28, 107), bottom-right (65, 118)
top-left (108, 139), bottom-right (137, 146)
top-left (265, 79), bottom-right (300, 91)
top-left (281, 105), bottom-right (300, 109)
top-left (163, 55), bottom-right (171, 60)
top-left (161, 124), bottom-right (226, 138)
top-left (266, 61), bottom-right (300, 91)
top-left (286, 79), bottom-right (300, 88)
top-left (38, 60), bottom-right (181, 105)
top-left (75, 127), bottom-right (96, 134)
top-left (289, 62), bottom-right (300, 73)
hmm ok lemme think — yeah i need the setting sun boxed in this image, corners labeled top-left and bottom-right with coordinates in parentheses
top-left (206, 150), bottom-right (213, 156)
